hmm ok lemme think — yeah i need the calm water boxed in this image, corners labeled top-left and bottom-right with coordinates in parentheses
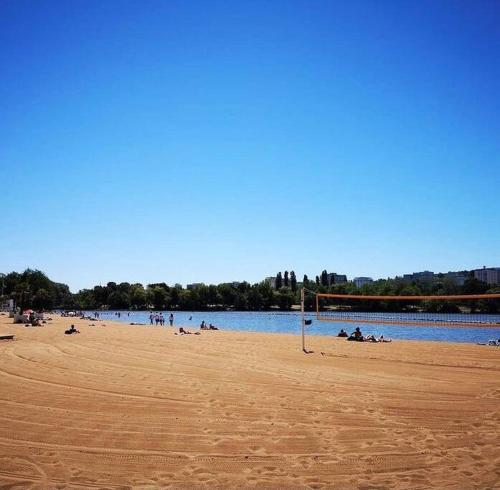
top-left (87, 310), bottom-right (500, 344)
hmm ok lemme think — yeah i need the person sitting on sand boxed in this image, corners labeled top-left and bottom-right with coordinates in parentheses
top-left (209, 323), bottom-right (219, 330)
top-left (337, 329), bottom-right (348, 337)
top-left (179, 327), bottom-right (191, 334)
top-left (378, 335), bottom-right (392, 343)
top-left (347, 327), bottom-right (364, 341)
top-left (200, 321), bottom-right (208, 330)
top-left (64, 324), bottom-right (80, 335)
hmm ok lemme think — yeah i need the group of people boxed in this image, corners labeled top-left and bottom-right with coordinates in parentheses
top-left (27, 311), bottom-right (44, 327)
top-left (149, 313), bottom-right (174, 326)
top-left (338, 327), bottom-right (392, 343)
top-left (200, 321), bottom-right (219, 330)
top-left (177, 320), bottom-right (221, 335)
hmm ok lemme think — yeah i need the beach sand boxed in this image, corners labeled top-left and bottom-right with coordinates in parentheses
top-left (0, 314), bottom-right (498, 489)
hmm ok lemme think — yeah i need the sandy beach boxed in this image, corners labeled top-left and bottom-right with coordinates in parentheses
top-left (0, 314), bottom-right (498, 489)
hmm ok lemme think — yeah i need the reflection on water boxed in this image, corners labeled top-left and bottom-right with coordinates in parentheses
top-left (88, 310), bottom-right (500, 344)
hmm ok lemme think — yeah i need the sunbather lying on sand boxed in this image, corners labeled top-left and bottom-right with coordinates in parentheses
top-left (477, 339), bottom-right (500, 346)
top-left (178, 327), bottom-right (201, 335)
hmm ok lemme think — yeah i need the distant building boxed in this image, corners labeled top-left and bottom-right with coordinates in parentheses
top-left (402, 271), bottom-right (435, 283)
top-left (473, 267), bottom-right (500, 285)
top-left (326, 273), bottom-right (347, 285)
top-left (444, 271), bottom-right (469, 286)
top-left (264, 277), bottom-right (276, 289)
top-left (353, 277), bottom-right (373, 288)
top-left (186, 283), bottom-right (204, 290)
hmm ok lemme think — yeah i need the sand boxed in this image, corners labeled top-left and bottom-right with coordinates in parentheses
top-left (0, 314), bottom-right (498, 489)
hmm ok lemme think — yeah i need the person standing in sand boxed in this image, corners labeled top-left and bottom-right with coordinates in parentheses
top-left (169, 313), bottom-right (174, 326)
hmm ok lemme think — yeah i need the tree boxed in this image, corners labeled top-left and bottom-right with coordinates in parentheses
top-left (207, 285), bottom-right (220, 307)
top-left (463, 277), bottom-right (488, 295)
top-left (93, 285), bottom-right (108, 306)
top-left (108, 290), bottom-right (130, 309)
top-left (321, 270), bottom-right (328, 286)
top-left (315, 275), bottom-right (320, 285)
top-left (147, 286), bottom-right (170, 310)
top-left (218, 284), bottom-right (236, 308)
top-left (32, 288), bottom-right (53, 310)
top-left (258, 282), bottom-right (275, 309)
top-left (290, 271), bottom-right (297, 292)
top-left (74, 289), bottom-right (96, 309)
top-left (247, 286), bottom-right (264, 310)
top-left (284, 271), bottom-right (289, 287)
top-left (129, 284), bottom-right (147, 309)
top-left (276, 290), bottom-right (294, 310)
top-left (303, 274), bottom-right (309, 284)
top-left (275, 272), bottom-right (283, 289)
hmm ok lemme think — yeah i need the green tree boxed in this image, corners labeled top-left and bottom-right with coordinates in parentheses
top-left (32, 288), bottom-right (53, 310)
top-left (247, 286), bottom-right (264, 310)
top-left (258, 282), bottom-right (275, 309)
top-left (321, 270), bottom-right (328, 286)
top-left (290, 271), bottom-right (297, 292)
top-left (129, 284), bottom-right (147, 309)
top-left (276, 290), bottom-right (294, 310)
top-left (147, 286), bottom-right (170, 310)
top-left (108, 290), bottom-right (130, 309)
top-left (275, 272), bottom-right (283, 289)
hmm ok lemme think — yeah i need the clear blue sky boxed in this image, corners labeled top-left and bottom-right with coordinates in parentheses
top-left (1, 0), bottom-right (499, 292)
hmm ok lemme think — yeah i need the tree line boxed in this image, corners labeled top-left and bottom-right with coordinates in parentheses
top-left (1, 269), bottom-right (499, 313)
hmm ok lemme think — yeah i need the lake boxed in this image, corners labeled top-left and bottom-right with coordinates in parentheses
top-left (88, 310), bottom-right (500, 344)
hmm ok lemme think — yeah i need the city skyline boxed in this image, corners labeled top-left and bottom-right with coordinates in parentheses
top-left (3, 264), bottom-right (499, 293)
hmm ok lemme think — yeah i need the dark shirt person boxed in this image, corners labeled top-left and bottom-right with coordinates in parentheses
top-left (347, 327), bottom-right (363, 341)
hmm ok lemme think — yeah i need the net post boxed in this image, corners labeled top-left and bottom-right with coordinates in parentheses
top-left (316, 293), bottom-right (319, 320)
top-left (301, 287), bottom-right (306, 352)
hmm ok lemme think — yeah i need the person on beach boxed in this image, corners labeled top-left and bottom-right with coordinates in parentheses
top-left (209, 323), bottom-right (219, 330)
top-left (169, 313), bottom-right (174, 326)
top-left (149, 313), bottom-right (154, 325)
top-left (28, 311), bottom-right (41, 326)
top-left (159, 314), bottom-right (164, 326)
top-left (347, 327), bottom-right (364, 341)
top-left (200, 321), bottom-right (208, 330)
top-left (178, 327), bottom-right (201, 335)
top-left (65, 324), bottom-right (80, 335)
top-left (337, 329), bottom-right (348, 337)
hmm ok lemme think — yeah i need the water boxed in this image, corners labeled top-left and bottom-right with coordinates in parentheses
top-left (87, 310), bottom-right (500, 344)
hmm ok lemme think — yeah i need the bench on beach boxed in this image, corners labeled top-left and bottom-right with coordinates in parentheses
top-left (0, 335), bottom-right (14, 341)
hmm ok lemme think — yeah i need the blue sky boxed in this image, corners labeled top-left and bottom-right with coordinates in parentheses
top-left (1, 0), bottom-right (499, 291)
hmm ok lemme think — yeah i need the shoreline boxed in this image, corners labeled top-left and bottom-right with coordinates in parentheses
top-left (67, 310), bottom-right (500, 345)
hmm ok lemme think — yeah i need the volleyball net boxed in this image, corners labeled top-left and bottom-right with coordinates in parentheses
top-left (315, 293), bottom-right (500, 328)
